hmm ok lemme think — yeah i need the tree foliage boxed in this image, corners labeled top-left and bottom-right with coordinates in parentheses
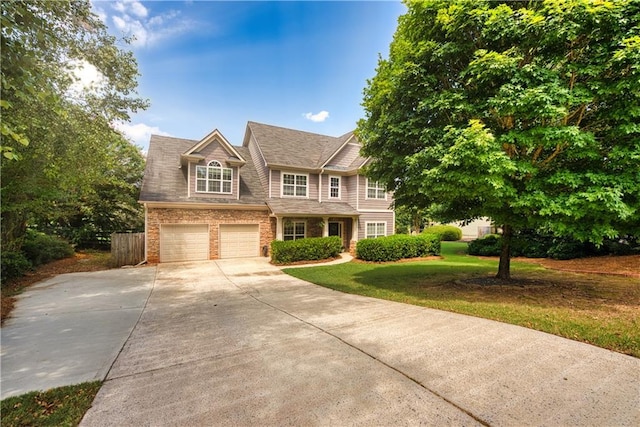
top-left (1, 0), bottom-right (148, 252)
top-left (358, 0), bottom-right (640, 278)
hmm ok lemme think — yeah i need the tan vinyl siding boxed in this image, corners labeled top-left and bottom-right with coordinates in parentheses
top-left (355, 175), bottom-right (393, 210)
top-left (327, 143), bottom-right (361, 168)
top-left (358, 211), bottom-right (395, 240)
top-left (248, 135), bottom-right (269, 193)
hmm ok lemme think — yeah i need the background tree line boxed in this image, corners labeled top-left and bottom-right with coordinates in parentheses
top-left (1, 0), bottom-right (148, 277)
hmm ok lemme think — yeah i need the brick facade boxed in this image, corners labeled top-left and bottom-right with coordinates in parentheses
top-left (146, 207), bottom-right (275, 263)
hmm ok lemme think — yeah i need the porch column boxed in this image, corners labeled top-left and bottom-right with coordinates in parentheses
top-left (351, 216), bottom-right (359, 241)
top-left (276, 216), bottom-right (283, 241)
top-left (323, 217), bottom-right (329, 237)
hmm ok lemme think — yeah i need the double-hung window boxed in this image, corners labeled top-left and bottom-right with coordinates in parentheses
top-left (284, 221), bottom-right (305, 241)
top-left (366, 222), bottom-right (386, 239)
top-left (366, 179), bottom-right (386, 199)
top-left (329, 176), bottom-right (341, 199)
top-left (282, 173), bottom-right (307, 197)
top-left (196, 160), bottom-right (232, 193)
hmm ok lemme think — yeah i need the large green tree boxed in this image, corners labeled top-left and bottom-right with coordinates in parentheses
top-left (1, 0), bottom-right (148, 251)
top-left (358, 0), bottom-right (640, 279)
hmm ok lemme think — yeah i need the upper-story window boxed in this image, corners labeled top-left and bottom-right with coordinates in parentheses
top-left (196, 160), bottom-right (232, 194)
top-left (282, 172), bottom-right (308, 197)
top-left (366, 179), bottom-right (386, 200)
top-left (329, 176), bottom-right (341, 199)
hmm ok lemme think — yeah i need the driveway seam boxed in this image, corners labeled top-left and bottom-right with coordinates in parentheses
top-left (101, 266), bottom-right (158, 383)
top-left (215, 263), bottom-right (491, 426)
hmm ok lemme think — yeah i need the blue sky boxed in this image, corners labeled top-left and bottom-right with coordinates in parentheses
top-left (91, 1), bottom-right (406, 151)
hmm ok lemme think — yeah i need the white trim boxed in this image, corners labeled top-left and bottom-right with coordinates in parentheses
top-left (365, 178), bottom-right (387, 200)
top-left (142, 202), bottom-right (268, 210)
top-left (195, 160), bottom-right (233, 194)
top-left (268, 169), bottom-right (272, 198)
top-left (357, 209), bottom-right (395, 213)
top-left (237, 167), bottom-right (240, 200)
top-left (328, 175), bottom-right (341, 199)
top-left (187, 162), bottom-right (191, 198)
top-left (356, 174), bottom-right (360, 210)
top-left (320, 133), bottom-right (354, 168)
top-left (365, 221), bottom-right (387, 239)
top-left (280, 171), bottom-right (309, 198)
top-left (186, 128), bottom-right (245, 162)
top-left (319, 170), bottom-right (323, 203)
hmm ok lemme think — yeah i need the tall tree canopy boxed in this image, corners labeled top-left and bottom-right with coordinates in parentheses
top-left (1, 0), bottom-right (148, 251)
top-left (358, 0), bottom-right (640, 278)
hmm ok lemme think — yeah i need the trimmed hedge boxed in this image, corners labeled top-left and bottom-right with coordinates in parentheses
top-left (271, 236), bottom-right (342, 265)
top-left (356, 233), bottom-right (440, 262)
top-left (423, 225), bottom-right (463, 241)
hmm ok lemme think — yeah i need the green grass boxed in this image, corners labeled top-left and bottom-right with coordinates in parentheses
top-left (1, 382), bottom-right (101, 427)
top-left (284, 242), bottom-right (640, 357)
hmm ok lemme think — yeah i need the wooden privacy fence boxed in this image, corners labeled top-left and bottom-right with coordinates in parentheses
top-left (111, 232), bottom-right (145, 267)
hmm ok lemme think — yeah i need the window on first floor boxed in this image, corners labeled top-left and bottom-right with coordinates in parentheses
top-left (196, 160), bottom-right (232, 193)
top-left (366, 179), bottom-right (386, 200)
top-left (366, 222), bottom-right (386, 239)
top-left (284, 221), bottom-right (306, 241)
top-left (282, 173), bottom-right (308, 197)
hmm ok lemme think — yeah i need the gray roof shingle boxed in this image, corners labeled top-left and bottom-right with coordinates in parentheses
top-left (266, 198), bottom-right (359, 216)
top-left (246, 121), bottom-right (347, 169)
top-left (139, 135), bottom-right (266, 205)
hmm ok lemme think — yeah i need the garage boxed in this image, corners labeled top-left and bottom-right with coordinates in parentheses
top-left (160, 224), bottom-right (209, 262)
top-left (219, 224), bottom-right (260, 258)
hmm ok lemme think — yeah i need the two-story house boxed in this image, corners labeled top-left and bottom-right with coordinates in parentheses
top-left (139, 121), bottom-right (394, 263)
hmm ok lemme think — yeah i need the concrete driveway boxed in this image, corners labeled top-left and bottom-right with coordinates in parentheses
top-left (2, 259), bottom-right (639, 425)
top-left (1, 268), bottom-right (156, 399)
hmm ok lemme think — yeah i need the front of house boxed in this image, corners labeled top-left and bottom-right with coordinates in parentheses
top-left (139, 121), bottom-right (394, 263)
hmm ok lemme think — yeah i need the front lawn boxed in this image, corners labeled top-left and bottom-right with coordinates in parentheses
top-left (1, 382), bottom-right (101, 427)
top-left (284, 242), bottom-right (640, 357)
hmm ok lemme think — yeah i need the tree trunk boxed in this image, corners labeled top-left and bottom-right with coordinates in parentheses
top-left (497, 224), bottom-right (512, 280)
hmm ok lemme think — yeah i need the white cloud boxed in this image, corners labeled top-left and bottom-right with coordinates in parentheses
top-left (114, 122), bottom-right (171, 148)
top-left (129, 1), bottom-right (148, 18)
top-left (304, 111), bottom-right (330, 123)
top-left (100, 1), bottom-right (192, 48)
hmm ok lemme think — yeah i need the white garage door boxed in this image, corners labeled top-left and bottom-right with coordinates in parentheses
top-left (219, 224), bottom-right (260, 258)
top-left (160, 224), bottom-right (209, 262)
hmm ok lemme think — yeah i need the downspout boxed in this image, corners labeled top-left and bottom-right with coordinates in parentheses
top-left (319, 169), bottom-right (324, 203)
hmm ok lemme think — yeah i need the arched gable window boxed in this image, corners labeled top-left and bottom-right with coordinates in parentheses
top-left (196, 160), bottom-right (232, 193)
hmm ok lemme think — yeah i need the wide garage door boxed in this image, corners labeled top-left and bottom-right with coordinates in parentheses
top-left (160, 224), bottom-right (209, 262)
top-left (219, 224), bottom-right (260, 258)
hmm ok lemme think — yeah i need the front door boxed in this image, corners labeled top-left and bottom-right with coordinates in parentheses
top-left (328, 221), bottom-right (345, 249)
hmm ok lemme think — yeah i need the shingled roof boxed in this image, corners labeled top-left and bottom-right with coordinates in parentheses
top-left (244, 121), bottom-right (348, 170)
top-left (139, 135), bottom-right (266, 205)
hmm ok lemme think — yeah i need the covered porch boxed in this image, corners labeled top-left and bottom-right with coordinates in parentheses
top-left (266, 199), bottom-right (360, 253)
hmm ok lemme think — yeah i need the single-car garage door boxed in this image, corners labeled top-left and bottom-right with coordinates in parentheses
top-left (219, 224), bottom-right (260, 258)
top-left (160, 224), bottom-right (209, 262)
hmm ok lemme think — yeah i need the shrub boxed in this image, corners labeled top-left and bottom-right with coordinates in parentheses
top-left (546, 241), bottom-right (587, 260)
top-left (423, 225), bottom-right (462, 241)
top-left (1, 251), bottom-right (32, 284)
top-left (21, 230), bottom-right (74, 267)
top-left (271, 236), bottom-right (342, 265)
top-left (356, 234), bottom-right (440, 262)
top-left (467, 234), bottom-right (501, 256)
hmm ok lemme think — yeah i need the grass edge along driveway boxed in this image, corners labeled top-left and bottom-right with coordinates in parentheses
top-left (284, 242), bottom-right (639, 358)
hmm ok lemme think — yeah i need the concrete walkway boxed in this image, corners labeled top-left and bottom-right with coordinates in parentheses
top-left (78, 259), bottom-right (639, 426)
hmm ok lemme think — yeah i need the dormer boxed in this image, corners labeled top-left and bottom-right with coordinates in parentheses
top-left (181, 129), bottom-right (247, 199)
